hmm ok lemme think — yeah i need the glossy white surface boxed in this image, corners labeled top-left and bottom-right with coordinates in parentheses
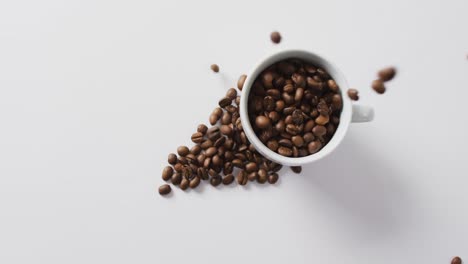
top-left (0, 0), bottom-right (467, 263)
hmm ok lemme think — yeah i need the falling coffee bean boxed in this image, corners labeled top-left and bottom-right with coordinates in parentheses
top-left (210, 64), bottom-right (219, 73)
top-left (372, 79), bottom-right (386, 94)
top-left (377, 67), bottom-right (396, 82)
top-left (347, 89), bottom-right (359, 101)
top-left (270, 31), bottom-right (281, 44)
top-left (158, 184), bottom-right (171, 196)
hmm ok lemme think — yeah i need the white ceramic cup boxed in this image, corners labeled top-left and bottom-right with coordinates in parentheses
top-left (240, 49), bottom-right (374, 166)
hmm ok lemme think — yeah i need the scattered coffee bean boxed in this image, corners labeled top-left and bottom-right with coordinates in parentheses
top-left (270, 31), bottom-right (281, 44)
top-left (210, 176), bottom-right (222, 187)
top-left (222, 174), bottom-right (235, 185)
top-left (210, 64), bottom-right (219, 73)
top-left (180, 178), bottom-right (189, 190)
top-left (226, 88), bottom-right (237, 100)
top-left (158, 184), bottom-right (171, 196)
top-left (168, 153), bottom-right (177, 165)
top-left (268, 173), bottom-right (279, 184)
top-left (347, 88), bottom-right (359, 101)
top-left (189, 177), bottom-right (201, 189)
top-left (237, 74), bottom-right (247, 91)
top-left (377, 67), bottom-right (396, 82)
top-left (177, 146), bottom-right (189, 156)
top-left (372, 79), bottom-right (386, 94)
top-left (191, 132), bottom-right (204, 143)
top-left (219, 97), bottom-right (232, 108)
top-left (257, 171), bottom-right (267, 183)
top-left (452, 256), bottom-right (462, 264)
top-left (291, 166), bottom-right (302, 173)
top-left (162, 166), bottom-right (173, 181)
top-left (171, 173), bottom-right (182, 185)
top-left (236, 170), bottom-right (248, 185)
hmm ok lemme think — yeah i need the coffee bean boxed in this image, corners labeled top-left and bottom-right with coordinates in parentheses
top-left (275, 100), bottom-right (285, 112)
top-left (178, 156), bottom-right (187, 165)
top-left (292, 109), bottom-right (304, 125)
top-left (237, 74), bottom-right (247, 91)
top-left (270, 31), bottom-right (281, 44)
top-left (200, 139), bottom-right (213, 149)
top-left (282, 92), bottom-right (294, 105)
top-left (346, 88), bottom-right (359, 101)
top-left (291, 135), bottom-right (304, 147)
top-left (312, 125), bottom-right (326, 137)
top-left (372, 79), bottom-right (386, 94)
top-left (268, 173), bottom-right (279, 184)
top-left (263, 96), bottom-right (275, 111)
top-left (291, 166), bottom-right (302, 173)
top-left (174, 163), bottom-right (183, 173)
top-left (451, 256), bottom-right (462, 264)
top-left (378, 67), bottom-right (396, 82)
top-left (268, 111), bottom-right (280, 123)
top-left (286, 124), bottom-right (299, 135)
top-left (158, 184), bottom-right (171, 196)
top-left (207, 126), bottom-right (221, 141)
top-left (190, 145), bottom-right (202, 155)
top-left (210, 176), bottom-right (222, 187)
top-left (308, 140), bottom-right (322, 154)
top-left (220, 125), bottom-right (233, 136)
top-left (222, 174), bottom-right (235, 185)
top-left (177, 146), bottom-right (189, 156)
top-left (303, 132), bottom-right (315, 143)
top-left (219, 97), bottom-right (232, 108)
top-left (210, 64), bottom-right (219, 73)
top-left (197, 124), bottom-right (208, 134)
top-left (331, 94), bottom-right (342, 109)
top-left (236, 170), bottom-right (248, 185)
top-left (255, 116), bottom-right (271, 129)
top-left (226, 88), bottom-right (237, 100)
top-left (327, 79), bottom-right (339, 92)
top-left (315, 115), bottom-right (329, 126)
top-left (245, 162), bottom-right (258, 173)
top-left (191, 132), bottom-right (204, 143)
top-left (257, 171), bottom-right (267, 184)
top-left (212, 155), bottom-right (223, 167)
top-left (203, 157), bottom-right (211, 169)
top-left (205, 147), bottom-right (217, 157)
top-left (168, 153), bottom-right (177, 165)
top-left (171, 173), bottom-right (182, 185)
top-left (278, 146), bottom-right (293, 156)
top-left (182, 165), bottom-right (192, 179)
top-left (189, 177), bottom-right (200, 188)
top-left (283, 83), bottom-right (294, 93)
top-left (267, 139), bottom-right (279, 151)
top-left (294, 87), bottom-right (304, 102)
top-left (221, 112), bottom-right (231, 125)
top-left (162, 166), bottom-right (173, 181)
top-left (279, 138), bottom-right (293, 148)
top-left (180, 178), bottom-right (189, 190)
top-left (232, 159), bottom-right (243, 168)
top-left (197, 167), bottom-right (208, 180)
top-left (209, 113), bottom-right (220, 125)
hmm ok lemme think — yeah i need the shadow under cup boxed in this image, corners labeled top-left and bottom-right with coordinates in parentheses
top-left (239, 50), bottom-right (353, 166)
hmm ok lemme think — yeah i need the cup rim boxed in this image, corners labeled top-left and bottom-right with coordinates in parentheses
top-left (239, 49), bottom-right (352, 166)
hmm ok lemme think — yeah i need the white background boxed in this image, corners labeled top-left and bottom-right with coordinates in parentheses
top-left (1, 0), bottom-right (467, 263)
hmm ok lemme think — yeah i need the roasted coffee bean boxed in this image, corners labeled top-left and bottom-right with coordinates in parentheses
top-left (158, 184), bottom-right (171, 195)
top-left (197, 124), bottom-right (208, 134)
top-left (221, 112), bottom-right (231, 125)
top-left (315, 115), bottom-right (329, 126)
top-left (168, 153), bottom-right (177, 165)
top-left (284, 115), bottom-right (293, 125)
top-left (205, 147), bottom-right (217, 157)
top-left (237, 74), bottom-right (247, 91)
top-left (190, 145), bottom-right (202, 155)
top-left (171, 173), bottom-right (182, 185)
top-left (304, 120), bottom-right (315, 133)
top-left (283, 83), bottom-right (294, 93)
top-left (292, 109), bottom-right (304, 125)
top-left (235, 96), bottom-right (241, 106)
top-left (209, 113), bottom-right (219, 125)
top-left (226, 88), bottom-right (237, 100)
top-left (262, 71), bottom-right (274, 89)
top-left (451, 256), bottom-right (462, 264)
top-left (268, 173), bottom-right (279, 184)
top-left (248, 172), bottom-right (258, 181)
top-left (223, 162), bottom-right (233, 175)
top-left (245, 162), bottom-right (258, 173)
top-left (210, 64), bottom-right (219, 73)
top-left (191, 132), bottom-right (204, 143)
top-left (263, 96), bottom-right (275, 111)
top-left (196, 153), bottom-right (206, 165)
top-left (378, 67), bottom-right (396, 81)
top-left (327, 123), bottom-right (336, 135)
top-left (270, 31), bottom-right (281, 44)
top-left (197, 167), bottom-right (208, 180)
top-left (219, 97), bottom-right (232, 108)
top-left (274, 76), bottom-right (285, 89)
top-left (200, 139), bottom-right (213, 149)
top-left (186, 153), bottom-right (197, 163)
top-left (291, 166), bottom-right (302, 173)
top-left (270, 162), bottom-right (282, 173)
top-left (278, 146), bottom-right (293, 156)
top-left (291, 135), bottom-right (304, 147)
top-left (308, 140), bottom-right (322, 154)
top-left (275, 120), bottom-right (286, 133)
top-left (312, 125), bottom-right (327, 136)
top-left (182, 165), bottom-right (192, 179)
top-left (279, 138), bottom-right (293, 148)
top-left (224, 139), bottom-right (234, 150)
top-left (372, 79), bottom-right (386, 94)
top-left (327, 79), bottom-right (339, 92)
top-left (212, 155), bottom-right (223, 167)
top-left (268, 111), bottom-right (280, 123)
top-left (178, 156), bottom-right (188, 165)
top-left (331, 94), bottom-right (342, 109)
top-left (232, 159), bottom-right (243, 168)
top-left (307, 76), bottom-right (322, 90)
top-left (214, 137), bottom-right (225, 148)
top-left (210, 176), bottom-right (222, 187)
top-left (235, 153), bottom-right (246, 161)
top-left (174, 163), bottom-right (183, 173)
top-left (303, 132), bottom-right (315, 143)
top-left (282, 92), bottom-right (294, 105)
top-left (180, 178), bottom-right (189, 190)
top-left (162, 166), bottom-right (173, 181)
top-left (220, 124), bottom-right (233, 136)
top-left (283, 107), bottom-right (295, 115)
top-left (255, 116), bottom-right (271, 129)
top-left (236, 170), bottom-right (248, 185)
top-left (275, 100), bottom-right (285, 112)
top-left (267, 139), bottom-right (279, 151)
top-left (294, 87), bottom-right (304, 102)
top-left (257, 171), bottom-right (267, 184)
top-left (222, 174), bottom-right (235, 185)
top-left (286, 124), bottom-right (299, 135)
top-left (177, 146), bottom-right (189, 156)
top-left (189, 177), bottom-right (200, 188)
top-left (207, 126), bottom-right (221, 141)
top-left (347, 88), bottom-right (359, 100)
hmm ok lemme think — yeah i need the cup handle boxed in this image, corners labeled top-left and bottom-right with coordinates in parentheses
top-left (351, 104), bottom-right (374, 123)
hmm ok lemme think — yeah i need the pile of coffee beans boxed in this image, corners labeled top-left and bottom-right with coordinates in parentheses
top-left (372, 67), bottom-right (397, 94)
top-left (247, 58), bottom-right (342, 157)
top-left (159, 81), bottom-right (286, 196)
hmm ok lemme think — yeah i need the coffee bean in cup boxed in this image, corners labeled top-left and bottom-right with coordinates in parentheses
top-left (247, 58), bottom-right (342, 157)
